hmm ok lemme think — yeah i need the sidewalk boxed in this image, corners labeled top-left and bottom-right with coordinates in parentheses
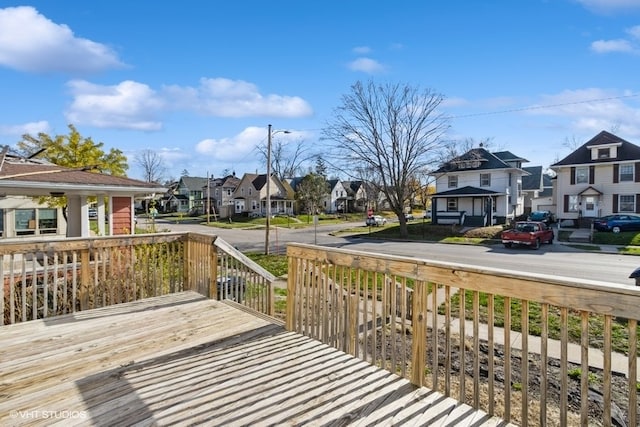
top-left (428, 285), bottom-right (639, 381)
top-left (562, 227), bottom-right (624, 253)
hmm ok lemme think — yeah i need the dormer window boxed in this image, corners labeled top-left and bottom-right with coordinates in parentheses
top-left (598, 148), bottom-right (610, 159)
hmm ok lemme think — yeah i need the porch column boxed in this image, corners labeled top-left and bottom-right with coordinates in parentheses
top-left (67, 195), bottom-right (91, 237)
top-left (96, 196), bottom-right (106, 236)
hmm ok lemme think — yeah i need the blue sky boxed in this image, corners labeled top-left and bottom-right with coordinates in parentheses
top-left (1, 1), bottom-right (639, 181)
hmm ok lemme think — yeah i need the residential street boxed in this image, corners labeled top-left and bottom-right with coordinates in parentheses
top-left (147, 218), bottom-right (639, 286)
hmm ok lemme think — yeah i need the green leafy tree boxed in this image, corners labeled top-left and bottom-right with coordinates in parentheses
top-left (295, 173), bottom-right (329, 217)
top-left (17, 124), bottom-right (129, 216)
top-left (18, 124), bottom-right (128, 175)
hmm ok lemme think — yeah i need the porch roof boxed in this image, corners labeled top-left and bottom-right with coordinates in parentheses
top-left (432, 185), bottom-right (501, 197)
top-left (0, 151), bottom-right (166, 197)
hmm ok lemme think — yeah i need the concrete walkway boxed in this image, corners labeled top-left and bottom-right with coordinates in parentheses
top-left (427, 284), bottom-right (639, 381)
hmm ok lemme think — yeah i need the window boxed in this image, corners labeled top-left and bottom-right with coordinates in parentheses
top-left (619, 195), bottom-right (635, 212)
top-left (15, 209), bottom-right (36, 236)
top-left (480, 173), bottom-right (491, 187)
top-left (598, 148), bottom-right (610, 159)
top-left (620, 164), bottom-right (634, 182)
top-left (0, 209), bottom-right (3, 237)
top-left (249, 188), bottom-right (252, 196)
top-left (13, 208), bottom-right (58, 236)
top-left (448, 175), bottom-right (458, 188)
top-left (226, 189), bottom-right (232, 196)
top-left (447, 198), bottom-right (457, 211)
top-left (38, 209), bottom-right (57, 234)
top-left (576, 167), bottom-right (589, 184)
top-left (568, 195), bottom-right (579, 212)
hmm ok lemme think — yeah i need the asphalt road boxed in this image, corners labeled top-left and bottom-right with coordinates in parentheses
top-left (147, 218), bottom-right (638, 286)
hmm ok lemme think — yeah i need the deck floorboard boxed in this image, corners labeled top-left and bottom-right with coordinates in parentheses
top-left (0, 291), bottom-right (510, 426)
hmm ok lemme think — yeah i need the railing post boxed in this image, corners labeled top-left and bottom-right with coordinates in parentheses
top-left (80, 249), bottom-right (90, 310)
top-left (411, 280), bottom-right (427, 387)
top-left (285, 254), bottom-right (297, 331)
top-left (268, 279), bottom-right (275, 317)
top-left (183, 234), bottom-right (191, 291)
top-left (210, 238), bottom-right (218, 299)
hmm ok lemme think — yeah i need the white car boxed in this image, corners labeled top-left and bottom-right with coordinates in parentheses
top-left (366, 215), bottom-right (387, 226)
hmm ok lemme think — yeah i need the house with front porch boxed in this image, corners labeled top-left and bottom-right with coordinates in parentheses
top-left (174, 176), bottom-right (208, 214)
top-left (0, 147), bottom-right (166, 239)
top-left (550, 130), bottom-right (640, 225)
top-left (430, 148), bottom-right (531, 226)
top-left (232, 173), bottom-right (294, 217)
top-left (202, 174), bottom-right (240, 219)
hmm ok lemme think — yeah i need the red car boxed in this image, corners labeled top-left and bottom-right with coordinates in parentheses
top-left (501, 221), bottom-right (554, 249)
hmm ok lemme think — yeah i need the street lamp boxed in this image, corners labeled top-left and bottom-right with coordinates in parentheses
top-left (265, 124), bottom-right (291, 254)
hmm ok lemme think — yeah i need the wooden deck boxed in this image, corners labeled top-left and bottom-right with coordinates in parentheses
top-left (0, 292), bottom-right (510, 426)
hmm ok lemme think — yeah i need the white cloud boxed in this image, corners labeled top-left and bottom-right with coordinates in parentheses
top-left (0, 6), bottom-right (124, 74)
top-left (627, 25), bottom-right (640, 39)
top-left (195, 126), bottom-right (299, 165)
top-left (347, 57), bottom-right (385, 74)
top-left (163, 78), bottom-right (313, 118)
top-left (526, 88), bottom-right (640, 138)
top-left (576, 0), bottom-right (640, 14)
top-left (0, 121), bottom-right (50, 136)
top-left (591, 39), bottom-right (637, 53)
top-left (65, 80), bottom-right (165, 130)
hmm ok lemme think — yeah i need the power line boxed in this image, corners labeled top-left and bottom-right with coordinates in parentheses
top-left (446, 92), bottom-right (640, 119)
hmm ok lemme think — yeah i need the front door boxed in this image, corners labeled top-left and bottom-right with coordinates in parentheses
top-left (583, 196), bottom-right (597, 217)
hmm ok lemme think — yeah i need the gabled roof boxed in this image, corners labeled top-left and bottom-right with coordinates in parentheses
top-left (0, 148), bottom-right (166, 196)
top-left (522, 166), bottom-right (543, 191)
top-left (493, 151), bottom-right (528, 163)
top-left (252, 174), bottom-right (267, 191)
top-left (433, 148), bottom-right (526, 174)
top-left (179, 176), bottom-right (208, 191)
top-left (551, 130), bottom-right (640, 166)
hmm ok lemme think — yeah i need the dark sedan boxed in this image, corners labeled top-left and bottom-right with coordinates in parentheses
top-left (593, 214), bottom-right (640, 233)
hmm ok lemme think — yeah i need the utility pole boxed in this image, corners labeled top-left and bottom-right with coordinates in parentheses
top-left (265, 124), bottom-right (273, 254)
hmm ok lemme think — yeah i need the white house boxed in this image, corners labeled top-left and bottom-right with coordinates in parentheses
top-left (430, 148), bottom-right (531, 226)
top-left (550, 130), bottom-right (640, 224)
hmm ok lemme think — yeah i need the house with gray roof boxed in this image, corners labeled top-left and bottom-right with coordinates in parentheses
top-left (550, 130), bottom-right (640, 223)
top-left (430, 147), bottom-right (531, 226)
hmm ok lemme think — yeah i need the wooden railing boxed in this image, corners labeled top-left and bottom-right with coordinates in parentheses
top-left (286, 242), bottom-right (640, 427)
top-left (1, 232), bottom-right (275, 325)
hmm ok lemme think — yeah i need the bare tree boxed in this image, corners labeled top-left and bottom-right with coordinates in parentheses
top-left (257, 137), bottom-right (314, 180)
top-left (135, 149), bottom-right (166, 183)
top-left (323, 80), bottom-right (450, 237)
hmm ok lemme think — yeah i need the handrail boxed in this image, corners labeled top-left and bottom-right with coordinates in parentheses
top-left (1, 233), bottom-right (276, 324)
top-left (286, 242), bottom-right (640, 426)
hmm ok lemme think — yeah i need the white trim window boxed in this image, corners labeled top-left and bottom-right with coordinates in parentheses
top-left (568, 195), bottom-right (579, 212)
top-left (619, 195), bottom-right (635, 212)
top-left (447, 198), bottom-right (457, 211)
top-left (448, 175), bottom-right (458, 188)
top-left (14, 208), bottom-right (58, 236)
top-left (480, 173), bottom-right (491, 187)
top-left (620, 164), bottom-right (634, 182)
top-left (576, 167), bottom-right (589, 184)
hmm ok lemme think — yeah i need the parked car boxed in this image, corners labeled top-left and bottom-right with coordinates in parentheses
top-left (593, 214), bottom-right (640, 233)
top-left (366, 215), bottom-right (387, 226)
top-left (501, 221), bottom-right (554, 249)
top-left (527, 210), bottom-right (555, 224)
top-left (216, 276), bottom-right (246, 301)
top-left (403, 213), bottom-right (415, 221)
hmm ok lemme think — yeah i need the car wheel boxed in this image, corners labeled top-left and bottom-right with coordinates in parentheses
top-left (503, 243), bottom-right (512, 248)
top-left (532, 238), bottom-right (540, 250)
top-left (612, 226), bottom-right (621, 233)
